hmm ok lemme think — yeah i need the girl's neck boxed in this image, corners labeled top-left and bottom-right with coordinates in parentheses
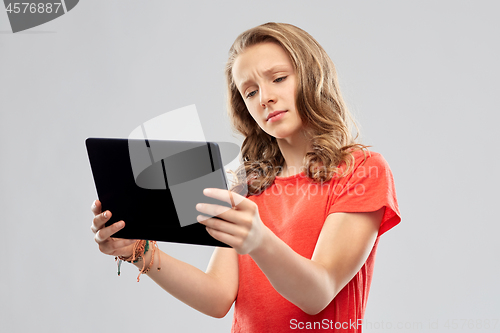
top-left (275, 129), bottom-right (313, 177)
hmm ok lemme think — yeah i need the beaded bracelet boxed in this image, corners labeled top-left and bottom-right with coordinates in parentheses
top-left (115, 240), bottom-right (161, 282)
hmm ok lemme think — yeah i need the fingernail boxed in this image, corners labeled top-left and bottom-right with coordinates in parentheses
top-left (103, 211), bottom-right (107, 218)
top-left (203, 189), bottom-right (211, 195)
top-left (92, 201), bottom-right (96, 208)
top-left (196, 204), bottom-right (202, 210)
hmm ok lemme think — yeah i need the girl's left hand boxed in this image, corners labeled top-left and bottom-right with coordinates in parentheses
top-left (196, 188), bottom-right (268, 255)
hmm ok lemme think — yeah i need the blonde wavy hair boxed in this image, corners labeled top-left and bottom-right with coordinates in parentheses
top-left (226, 22), bottom-right (367, 195)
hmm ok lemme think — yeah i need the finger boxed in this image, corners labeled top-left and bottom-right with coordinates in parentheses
top-left (203, 188), bottom-right (250, 209)
top-left (205, 226), bottom-right (239, 248)
top-left (92, 210), bottom-right (112, 232)
top-left (90, 225), bottom-right (99, 233)
top-left (195, 202), bottom-right (239, 222)
top-left (91, 200), bottom-right (102, 215)
top-left (197, 215), bottom-right (242, 237)
top-left (95, 220), bottom-right (125, 243)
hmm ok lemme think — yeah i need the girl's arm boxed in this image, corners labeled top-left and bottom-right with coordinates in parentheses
top-left (91, 200), bottom-right (238, 318)
top-left (249, 209), bottom-right (383, 315)
top-left (134, 246), bottom-right (238, 318)
top-left (196, 189), bottom-right (383, 315)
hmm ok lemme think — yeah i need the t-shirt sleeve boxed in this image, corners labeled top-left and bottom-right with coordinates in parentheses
top-left (327, 152), bottom-right (401, 236)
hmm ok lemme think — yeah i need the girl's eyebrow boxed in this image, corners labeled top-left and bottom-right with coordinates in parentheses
top-left (237, 65), bottom-right (292, 91)
top-left (236, 79), bottom-right (252, 94)
top-left (262, 64), bottom-right (291, 76)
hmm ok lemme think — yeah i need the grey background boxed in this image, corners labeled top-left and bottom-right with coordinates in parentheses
top-left (1, 1), bottom-right (499, 332)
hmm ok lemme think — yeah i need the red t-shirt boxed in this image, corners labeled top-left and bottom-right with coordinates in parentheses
top-left (231, 150), bottom-right (401, 332)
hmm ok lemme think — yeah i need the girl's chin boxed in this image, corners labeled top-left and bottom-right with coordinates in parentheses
top-left (272, 133), bottom-right (299, 141)
top-left (266, 129), bottom-right (289, 139)
top-left (270, 127), bottom-right (303, 140)
top-left (260, 123), bottom-right (304, 140)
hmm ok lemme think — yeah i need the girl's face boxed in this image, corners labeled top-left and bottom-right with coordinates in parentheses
top-left (232, 42), bottom-right (304, 141)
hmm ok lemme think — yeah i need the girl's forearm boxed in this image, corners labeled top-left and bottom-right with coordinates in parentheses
top-left (249, 227), bottom-right (336, 315)
top-left (131, 249), bottom-right (234, 318)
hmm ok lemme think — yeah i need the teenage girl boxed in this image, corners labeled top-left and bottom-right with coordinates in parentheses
top-left (90, 22), bottom-right (400, 332)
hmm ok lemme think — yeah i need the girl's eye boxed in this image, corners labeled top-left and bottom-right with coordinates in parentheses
top-left (246, 90), bottom-right (257, 98)
top-left (274, 76), bottom-right (287, 83)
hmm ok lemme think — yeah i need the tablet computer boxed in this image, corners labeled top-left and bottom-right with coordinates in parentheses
top-left (86, 137), bottom-right (232, 247)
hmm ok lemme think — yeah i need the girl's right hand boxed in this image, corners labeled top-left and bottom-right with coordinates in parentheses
top-left (90, 200), bottom-right (137, 257)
